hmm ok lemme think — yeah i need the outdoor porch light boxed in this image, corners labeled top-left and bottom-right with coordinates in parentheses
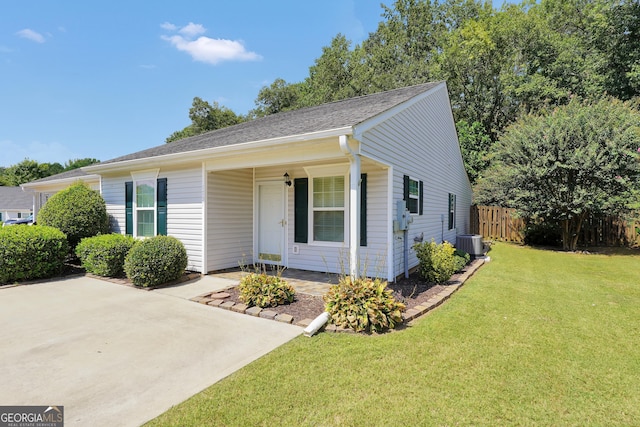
top-left (284, 172), bottom-right (292, 187)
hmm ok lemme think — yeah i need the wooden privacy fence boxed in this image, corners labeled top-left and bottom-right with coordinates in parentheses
top-left (470, 206), bottom-right (525, 243)
top-left (470, 205), bottom-right (640, 247)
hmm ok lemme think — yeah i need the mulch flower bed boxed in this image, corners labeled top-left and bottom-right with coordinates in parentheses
top-left (220, 271), bottom-right (451, 323)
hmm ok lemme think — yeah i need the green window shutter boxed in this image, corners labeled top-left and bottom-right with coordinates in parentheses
top-left (157, 178), bottom-right (167, 236)
top-left (125, 181), bottom-right (133, 236)
top-left (419, 180), bottom-right (424, 216)
top-left (294, 178), bottom-right (308, 243)
top-left (360, 173), bottom-right (367, 247)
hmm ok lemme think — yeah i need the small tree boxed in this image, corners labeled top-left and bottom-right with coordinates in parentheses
top-left (478, 98), bottom-right (640, 250)
top-left (37, 181), bottom-right (109, 249)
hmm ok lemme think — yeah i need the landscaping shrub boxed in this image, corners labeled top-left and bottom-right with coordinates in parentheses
top-left (124, 235), bottom-right (188, 287)
top-left (414, 239), bottom-right (459, 283)
top-left (324, 277), bottom-right (405, 333)
top-left (76, 233), bottom-right (137, 277)
top-left (37, 182), bottom-right (109, 249)
top-left (0, 225), bottom-right (68, 284)
top-left (454, 248), bottom-right (471, 272)
top-left (238, 273), bottom-right (295, 308)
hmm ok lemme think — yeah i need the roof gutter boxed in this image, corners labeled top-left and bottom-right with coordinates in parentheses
top-left (85, 126), bottom-right (354, 174)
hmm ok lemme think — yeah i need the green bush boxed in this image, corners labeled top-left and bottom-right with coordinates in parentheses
top-left (453, 248), bottom-right (471, 272)
top-left (0, 225), bottom-right (69, 284)
top-left (76, 234), bottom-right (137, 277)
top-left (238, 273), bottom-right (295, 308)
top-left (414, 239), bottom-right (459, 283)
top-left (37, 182), bottom-right (109, 249)
top-left (124, 235), bottom-right (188, 287)
top-left (324, 277), bottom-right (405, 333)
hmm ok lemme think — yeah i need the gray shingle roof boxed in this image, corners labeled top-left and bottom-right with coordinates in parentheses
top-left (100, 82), bottom-right (441, 165)
top-left (26, 167), bottom-right (90, 185)
top-left (0, 186), bottom-right (32, 209)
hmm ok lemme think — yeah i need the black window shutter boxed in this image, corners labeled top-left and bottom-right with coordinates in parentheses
top-left (419, 180), bottom-right (424, 215)
top-left (294, 178), bottom-right (308, 243)
top-left (403, 175), bottom-right (409, 202)
top-left (125, 181), bottom-right (133, 236)
top-left (360, 173), bottom-right (367, 247)
top-left (157, 178), bottom-right (167, 236)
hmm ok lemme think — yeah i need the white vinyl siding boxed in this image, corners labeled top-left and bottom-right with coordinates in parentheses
top-left (275, 164), bottom-right (389, 277)
top-left (206, 169), bottom-right (253, 271)
top-left (101, 166), bottom-right (204, 273)
top-left (358, 84), bottom-right (473, 279)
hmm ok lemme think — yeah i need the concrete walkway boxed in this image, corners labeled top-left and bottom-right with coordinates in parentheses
top-left (0, 275), bottom-right (302, 427)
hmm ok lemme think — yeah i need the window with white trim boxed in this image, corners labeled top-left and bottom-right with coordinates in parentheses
top-left (313, 176), bottom-right (345, 242)
top-left (305, 164), bottom-right (349, 245)
top-left (135, 179), bottom-right (156, 237)
top-left (407, 178), bottom-right (420, 214)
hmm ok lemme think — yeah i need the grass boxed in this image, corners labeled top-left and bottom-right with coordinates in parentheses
top-left (146, 243), bottom-right (640, 426)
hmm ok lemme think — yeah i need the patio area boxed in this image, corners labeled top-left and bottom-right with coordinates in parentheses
top-left (207, 267), bottom-right (339, 297)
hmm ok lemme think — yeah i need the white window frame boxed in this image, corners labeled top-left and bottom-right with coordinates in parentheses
top-left (408, 176), bottom-right (420, 215)
top-left (131, 169), bottom-right (159, 238)
top-left (304, 164), bottom-right (350, 247)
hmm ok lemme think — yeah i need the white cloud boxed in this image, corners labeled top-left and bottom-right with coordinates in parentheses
top-left (16, 28), bottom-right (46, 43)
top-left (160, 22), bottom-right (177, 31)
top-left (161, 22), bottom-right (261, 65)
top-left (179, 22), bottom-right (206, 37)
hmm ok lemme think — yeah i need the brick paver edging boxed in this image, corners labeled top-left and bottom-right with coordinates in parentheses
top-left (190, 257), bottom-right (488, 332)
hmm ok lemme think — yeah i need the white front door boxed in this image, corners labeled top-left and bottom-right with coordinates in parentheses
top-left (257, 181), bottom-right (286, 265)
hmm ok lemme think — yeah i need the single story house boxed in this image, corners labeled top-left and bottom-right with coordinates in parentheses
top-left (23, 81), bottom-right (473, 281)
top-left (0, 186), bottom-right (33, 223)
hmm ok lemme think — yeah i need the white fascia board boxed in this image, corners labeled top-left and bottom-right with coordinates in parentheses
top-left (352, 82), bottom-right (444, 140)
top-left (21, 174), bottom-right (101, 191)
top-left (84, 126), bottom-right (354, 174)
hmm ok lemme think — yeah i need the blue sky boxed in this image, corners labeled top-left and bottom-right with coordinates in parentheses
top-left (0, 1), bottom-right (508, 168)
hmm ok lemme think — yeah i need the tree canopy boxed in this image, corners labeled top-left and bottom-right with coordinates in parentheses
top-left (475, 98), bottom-right (640, 250)
top-left (0, 158), bottom-right (100, 186)
top-left (165, 0), bottom-right (640, 195)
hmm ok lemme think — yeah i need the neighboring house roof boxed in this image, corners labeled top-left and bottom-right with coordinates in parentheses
top-left (96, 81), bottom-right (441, 166)
top-left (0, 186), bottom-right (32, 210)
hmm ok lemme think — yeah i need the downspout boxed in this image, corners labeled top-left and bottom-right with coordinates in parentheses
top-left (339, 135), bottom-right (360, 279)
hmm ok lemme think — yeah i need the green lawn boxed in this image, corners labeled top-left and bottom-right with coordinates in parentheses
top-left (147, 243), bottom-right (640, 426)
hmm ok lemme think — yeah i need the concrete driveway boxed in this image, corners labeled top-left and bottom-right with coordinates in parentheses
top-left (0, 276), bottom-right (302, 426)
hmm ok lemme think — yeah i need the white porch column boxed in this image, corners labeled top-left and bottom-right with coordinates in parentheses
top-left (339, 135), bottom-right (361, 278)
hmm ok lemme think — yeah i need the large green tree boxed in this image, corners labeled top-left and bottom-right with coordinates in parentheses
top-left (166, 97), bottom-right (245, 143)
top-left (476, 98), bottom-right (640, 250)
top-left (0, 159), bottom-right (64, 186)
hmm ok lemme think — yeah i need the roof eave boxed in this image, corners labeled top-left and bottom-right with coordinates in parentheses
top-left (21, 174), bottom-right (101, 190)
top-left (85, 126), bottom-right (354, 174)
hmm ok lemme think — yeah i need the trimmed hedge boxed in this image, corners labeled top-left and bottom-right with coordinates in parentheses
top-left (124, 235), bottom-right (188, 287)
top-left (0, 225), bottom-right (69, 284)
top-left (37, 181), bottom-right (109, 249)
top-left (76, 234), bottom-right (137, 277)
top-left (414, 239), bottom-right (460, 283)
